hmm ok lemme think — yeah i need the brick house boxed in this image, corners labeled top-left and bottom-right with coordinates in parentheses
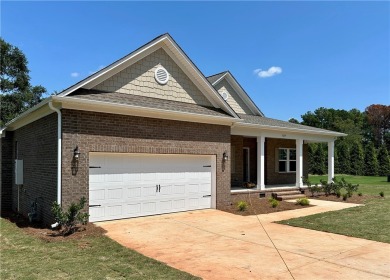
top-left (0, 34), bottom-right (344, 224)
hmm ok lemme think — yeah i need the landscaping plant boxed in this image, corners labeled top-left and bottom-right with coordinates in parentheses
top-left (296, 197), bottom-right (310, 206)
top-left (237, 201), bottom-right (248, 211)
top-left (269, 198), bottom-right (279, 208)
top-left (52, 197), bottom-right (89, 236)
top-left (380, 191), bottom-right (385, 197)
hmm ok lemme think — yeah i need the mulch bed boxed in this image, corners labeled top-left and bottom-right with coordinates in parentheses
top-left (1, 211), bottom-right (106, 242)
top-left (220, 193), bottom-right (382, 216)
top-left (2, 194), bottom-right (382, 240)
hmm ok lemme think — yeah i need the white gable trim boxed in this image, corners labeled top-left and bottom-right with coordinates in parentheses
top-left (57, 34), bottom-right (238, 118)
top-left (212, 72), bottom-right (264, 116)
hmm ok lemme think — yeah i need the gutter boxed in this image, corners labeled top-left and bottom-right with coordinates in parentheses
top-left (48, 101), bottom-right (62, 205)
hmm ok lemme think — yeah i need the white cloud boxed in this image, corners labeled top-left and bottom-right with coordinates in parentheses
top-left (254, 66), bottom-right (282, 78)
top-left (70, 72), bottom-right (80, 78)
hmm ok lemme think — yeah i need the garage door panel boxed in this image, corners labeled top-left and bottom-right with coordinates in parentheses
top-left (89, 153), bottom-right (213, 222)
top-left (127, 187), bottom-right (142, 198)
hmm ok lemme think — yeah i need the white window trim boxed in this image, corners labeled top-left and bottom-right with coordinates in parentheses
top-left (278, 148), bottom-right (296, 173)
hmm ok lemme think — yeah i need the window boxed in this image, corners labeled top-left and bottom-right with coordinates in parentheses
top-left (278, 148), bottom-right (296, 172)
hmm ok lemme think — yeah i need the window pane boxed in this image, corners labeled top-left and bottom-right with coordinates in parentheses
top-left (290, 161), bottom-right (296, 172)
top-left (289, 149), bottom-right (296, 160)
top-left (279, 149), bottom-right (287, 160)
top-left (279, 161), bottom-right (287, 172)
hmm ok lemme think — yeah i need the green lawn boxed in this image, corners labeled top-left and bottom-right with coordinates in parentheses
top-left (278, 175), bottom-right (390, 243)
top-left (0, 219), bottom-right (199, 280)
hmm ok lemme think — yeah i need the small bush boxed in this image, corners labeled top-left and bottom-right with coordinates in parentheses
top-left (296, 197), bottom-right (310, 206)
top-left (269, 198), bottom-right (279, 208)
top-left (380, 191), bottom-right (385, 197)
top-left (358, 192), bottom-right (363, 196)
top-left (52, 197), bottom-right (89, 236)
top-left (342, 194), bottom-right (348, 201)
top-left (336, 190), bottom-right (341, 198)
top-left (237, 201), bottom-right (248, 211)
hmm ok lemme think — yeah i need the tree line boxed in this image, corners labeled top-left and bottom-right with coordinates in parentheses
top-left (290, 106), bottom-right (390, 176)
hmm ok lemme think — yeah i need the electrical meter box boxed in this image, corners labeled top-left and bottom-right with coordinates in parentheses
top-left (15, 160), bottom-right (23, 185)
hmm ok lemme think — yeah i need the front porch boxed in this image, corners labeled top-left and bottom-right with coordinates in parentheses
top-left (229, 134), bottom-right (335, 192)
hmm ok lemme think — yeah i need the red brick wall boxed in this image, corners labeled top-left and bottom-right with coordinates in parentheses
top-left (231, 135), bottom-right (243, 187)
top-left (9, 114), bottom-right (58, 224)
top-left (243, 138), bottom-right (257, 183)
top-left (265, 138), bottom-right (308, 185)
top-left (1, 132), bottom-right (14, 211)
top-left (61, 109), bottom-right (232, 212)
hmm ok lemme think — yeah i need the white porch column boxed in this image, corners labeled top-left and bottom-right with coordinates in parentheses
top-left (257, 136), bottom-right (265, 190)
top-left (328, 140), bottom-right (335, 183)
top-left (296, 139), bottom-right (303, 188)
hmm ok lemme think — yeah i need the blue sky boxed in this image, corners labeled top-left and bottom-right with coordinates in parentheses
top-left (1, 1), bottom-right (389, 121)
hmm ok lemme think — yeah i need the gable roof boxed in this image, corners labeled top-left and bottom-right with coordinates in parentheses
top-left (207, 71), bottom-right (264, 117)
top-left (58, 33), bottom-right (239, 119)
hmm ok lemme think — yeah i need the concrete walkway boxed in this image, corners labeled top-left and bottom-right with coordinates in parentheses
top-left (96, 200), bottom-right (390, 280)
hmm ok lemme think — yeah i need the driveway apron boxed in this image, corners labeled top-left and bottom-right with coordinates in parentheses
top-left (96, 199), bottom-right (390, 280)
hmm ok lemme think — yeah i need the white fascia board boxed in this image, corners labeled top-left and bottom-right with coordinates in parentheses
top-left (212, 73), bottom-right (263, 116)
top-left (225, 74), bottom-right (264, 116)
top-left (3, 97), bottom-right (54, 131)
top-left (162, 37), bottom-right (239, 118)
top-left (54, 96), bottom-right (240, 126)
top-left (232, 122), bottom-right (346, 140)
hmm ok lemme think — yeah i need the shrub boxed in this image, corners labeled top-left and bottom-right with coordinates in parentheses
top-left (296, 197), bottom-right (310, 206)
top-left (335, 190), bottom-right (341, 198)
top-left (342, 194), bottom-right (348, 201)
top-left (380, 191), bottom-right (385, 197)
top-left (345, 182), bottom-right (359, 197)
top-left (269, 198), bottom-right (279, 208)
top-left (237, 201), bottom-right (248, 211)
top-left (358, 192), bottom-right (363, 196)
top-left (52, 197), bottom-right (89, 236)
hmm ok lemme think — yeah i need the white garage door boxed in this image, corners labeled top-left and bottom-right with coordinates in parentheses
top-left (89, 153), bottom-right (215, 222)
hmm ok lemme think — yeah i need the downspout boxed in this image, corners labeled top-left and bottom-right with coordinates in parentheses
top-left (48, 101), bottom-right (62, 205)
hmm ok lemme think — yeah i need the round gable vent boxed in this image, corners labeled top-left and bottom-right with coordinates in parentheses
top-left (221, 91), bottom-right (229, 101)
top-left (154, 66), bottom-right (169, 85)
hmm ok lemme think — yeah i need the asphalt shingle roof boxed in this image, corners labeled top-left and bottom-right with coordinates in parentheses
top-left (237, 114), bottom-right (344, 135)
top-left (69, 89), bottom-right (233, 118)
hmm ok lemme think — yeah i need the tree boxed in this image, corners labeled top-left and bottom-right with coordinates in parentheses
top-left (288, 118), bottom-right (300, 124)
top-left (310, 143), bottom-right (326, 175)
top-left (377, 144), bottom-right (390, 176)
top-left (365, 104), bottom-right (390, 148)
top-left (349, 141), bottom-right (364, 175)
top-left (336, 141), bottom-right (350, 174)
top-left (0, 38), bottom-right (46, 126)
top-left (364, 142), bottom-right (379, 176)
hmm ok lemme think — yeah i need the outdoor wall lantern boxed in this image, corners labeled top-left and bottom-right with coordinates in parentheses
top-left (73, 146), bottom-right (81, 161)
top-left (223, 151), bottom-right (229, 162)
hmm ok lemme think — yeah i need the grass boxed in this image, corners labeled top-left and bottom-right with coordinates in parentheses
top-left (0, 219), bottom-right (199, 280)
top-left (278, 175), bottom-right (390, 243)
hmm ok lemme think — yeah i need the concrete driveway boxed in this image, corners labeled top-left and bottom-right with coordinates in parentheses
top-left (96, 200), bottom-right (390, 280)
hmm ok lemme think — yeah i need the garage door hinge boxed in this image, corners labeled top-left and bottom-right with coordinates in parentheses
top-left (203, 195), bottom-right (211, 197)
top-left (89, 204), bottom-right (101, 207)
top-left (203, 165), bottom-right (211, 167)
top-left (89, 166), bottom-right (101, 168)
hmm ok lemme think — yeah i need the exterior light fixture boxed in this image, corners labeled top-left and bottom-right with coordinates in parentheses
top-left (223, 152), bottom-right (228, 162)
top-left (73, 146), bottom-right (81, 161)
